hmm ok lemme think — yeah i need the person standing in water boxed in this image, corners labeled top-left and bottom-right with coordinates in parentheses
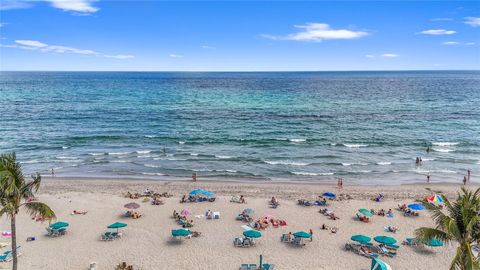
top-left (51, 168), bottom-right (55, 177)
top-left (467, 169), bottom-right (471, 183)
top-left (426, 146), bottom-right (431, 153)
top-left (427, 173), bottom-right (430, 183)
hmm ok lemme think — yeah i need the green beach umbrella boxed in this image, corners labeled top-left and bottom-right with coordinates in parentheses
top-left (424, 239), bottom-right (444, 247)
top-left (107, 222), bottom-right (127, 233)
top-left (374, 236), bottom-right (397, 245)
top-left (172, 229), bottom-right (191, 237)
top-left (351, 235), bottom-right (371, 243)
top-left (243, 230), bottom-right (262, 238)
top-left (358, 208), bottom-right (373, 217)
top-left (293, 231), bottom-right (312, 238)
top-left (49, 221), bottom-right (69, 229)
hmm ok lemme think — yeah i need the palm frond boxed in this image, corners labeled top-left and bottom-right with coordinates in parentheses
top-left (415, 227), bottom-right (451, 243)
top-left (21, 202), bottom-right (56, 222)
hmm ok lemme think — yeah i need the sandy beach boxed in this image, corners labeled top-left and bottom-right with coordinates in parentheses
top-left (0, 178), bottom-right (475, 270)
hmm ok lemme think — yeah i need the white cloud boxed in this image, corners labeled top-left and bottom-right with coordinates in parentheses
top-left (464, 17), bottom-right (480, 27)
top-left (419, 29), bottom-right (456, 35)
top-left (169, 54), bottom-right (184, 58)
top-left (201, 45), bottom-right (215, 49)
top-left (104, 54), bottom-right (134, 59)
top-left (46, 0), bottom-right (98, 13)
top-left (16, 40), bottom-right (48, 47)
top-left (0, 0), bottom-right (98, 13)
top-left (442, 41), bottom-right (460, 45)
top-left (262, 23), bottom-right (368, 42)
top-left (2, 39), bottom-right (133, 59)
top-left (365, 54), bottom-right (375, 58)
top-left (0, 0), bottom-right (32, 10)
top-left (465, 42), bottom-right (476, 46)
top-left (431, 18), bottom-right (453, 21)
top-left (381, 53), bottom-right (399, 58)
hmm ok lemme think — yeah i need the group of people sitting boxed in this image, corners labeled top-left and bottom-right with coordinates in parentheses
top-left (320, 223), bottom-right (338, 234)
top-left (398, 204), bottom-right (419, 216)
top-left (173, 210), bottom-right (194, 228)
top-left (370, 208), bottom-right (393, 217)
top-left (252, 217), bottom-right (287, 230)
top-left (297, 197), bottom-right (327, 206)
top-left (180, 195), bottom-right (216, 203)
top-left (125, 210), bottom-right (142, 219)
top-left (319, 208), bottom-right (339, 220)
top-left (151, 196), bottom-right (164, 205)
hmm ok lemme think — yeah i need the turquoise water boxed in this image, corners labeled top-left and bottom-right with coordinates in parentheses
top-left (0, 71), bottom-right (479, 184)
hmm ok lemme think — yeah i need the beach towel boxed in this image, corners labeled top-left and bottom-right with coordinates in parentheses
top-left (2, 231), bottom-right (12, 237)
top-left (242, 225), bottom-right (253, 231)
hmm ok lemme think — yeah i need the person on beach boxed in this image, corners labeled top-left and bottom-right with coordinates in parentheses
top-left (427, 173), bottom-right (430, 183)
top-left (309, 229), bottom-right (313, 241)
top-left (463, 176), bottom-right (467, 186)
top-left (426, 146), bottom-right (431, 153)
top-left (467, 169), bottom-right (471, 183)
top-left (340, 178), bottom-right (343, 188)
top-left (192, 172), bottom-right (197, 182)
top-left (51, 168), bottom-right (55, 177)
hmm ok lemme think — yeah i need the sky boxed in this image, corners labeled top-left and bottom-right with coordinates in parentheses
top-left (0, 0), bottom-right (479, 71)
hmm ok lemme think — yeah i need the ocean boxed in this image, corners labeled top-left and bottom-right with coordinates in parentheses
top-left (0, 71), bottom-right (479, 184)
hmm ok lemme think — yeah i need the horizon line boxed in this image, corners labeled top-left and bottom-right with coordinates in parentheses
top-left (1, 69), bottom-right (480, 73)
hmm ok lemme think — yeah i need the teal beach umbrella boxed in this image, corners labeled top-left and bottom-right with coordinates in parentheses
top-left (107, 222), bottom-right (127, 232)
top-left (374, 236), bottom-right (397, 245)
top-left (425, 239), bottom-right (444, 247)
top-left (371, 257), bottom-right (392, 270)
top-left (351, 235), bottom-right (371, 243)
top-left (49, 221), bottom-right (69, 229)
top-left (172, 229), bottom-right (191, 237)
top-left (293, 231), bottom-right (312, 238)
top-left (243, 230), bottom-right (262, 238)
top-left (358, 208), bottom-right (373, 217)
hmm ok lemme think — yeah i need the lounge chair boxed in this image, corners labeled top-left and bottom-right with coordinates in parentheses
top-left (249, 264), bottom-right (257, 270)
top-left (379, 245), bottom-right (396, 257)
top-left (292, 237), bottom-right (305, 246)
top-left (0, 246), bottom-right (22, 262)
top-left (402, 237), bottom-right (418, 246)
top-left (234, 238), bottom-right (243, 247)
top-left (359, 246), bottom-right (379, 258)
top-left (239, 264), bottom-right (249, 270)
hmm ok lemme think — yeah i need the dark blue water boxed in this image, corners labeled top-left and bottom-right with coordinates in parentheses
top-left (1, 71), bottom-right (479, 184)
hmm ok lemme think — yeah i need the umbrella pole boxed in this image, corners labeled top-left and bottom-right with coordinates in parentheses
top-left (259, 254), bottom-right (263, 269)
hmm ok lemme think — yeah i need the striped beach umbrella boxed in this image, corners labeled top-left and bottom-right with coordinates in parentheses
top-left (371, 258), bottom-right (392, 270)
top-left (426, 195), bottom-right (444, 204)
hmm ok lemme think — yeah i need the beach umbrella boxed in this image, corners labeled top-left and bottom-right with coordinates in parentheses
top-left (408, 203), bottom-right (425, 211)
top-left (124, 202), bottom-right (140, 209)
top-left (424, 239), bottom-right (444, 247)
top-left (323, 192), bottom-right (336, 198)
top-left (243, 208), bottom-right (254, 215)
top-left (180, 209), bottom-right (191, 216)
top-left (49, 221), bottom-right (69, 229)
top-left (293, 231), bottom-right (312, 238)
top-left (202, 190), bottom-right (215, 197)
top-left (107, 222), bottom-right (127, 232)
top-left (243, 230), bottom-right (262, 238)
top-left (374, 236), bottom-right (397, 245)
top-left (371, 257), bottom-right (392, 270)
top-left (426, 195), bottom-right (444, 204)
top-left (351, 235), bottom-right (371, 244)
top-left (189, 189), bottom-right (204, 195)
top-left (358, 208), bottom-right (373, 217)
top-left (172, 229), bottom-right (191, 237)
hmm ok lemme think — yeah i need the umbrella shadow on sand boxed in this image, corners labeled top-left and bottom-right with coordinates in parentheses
top-left (166, 238), bottom-right (185, 246)
top-left (410, 246), bottom-right (436, 255)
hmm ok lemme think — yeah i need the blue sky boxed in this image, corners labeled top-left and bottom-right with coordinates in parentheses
top-left (0, 0), bottom-right (479, 71)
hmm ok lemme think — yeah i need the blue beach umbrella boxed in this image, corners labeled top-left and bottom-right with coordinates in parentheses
top-left (189, 189), bottom-right (204, 195)
top-left (371, 257), bottom-right (392, 270)
top-left (293, 231), bottom-right (312, 238)
top-left (323, 192), bottom-right (336, 198)
top-left (408, 203), bottom-right (425, 211)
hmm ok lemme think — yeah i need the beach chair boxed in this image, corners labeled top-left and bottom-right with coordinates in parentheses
top-left (292, 237), bottom-right (305, 246)
top-left (234, 238), bottom-right (243, 247)
top-left (249, 264), bottom-right (257, 270)
top-left (213, 212), bottom-right (220, 219)
top-left (402, 238), bottom-right (418, 246)
top-left (379, 246), bottom-right (396, 257)
top-left (239, 264), bottom-right (249, 270)
top-left (359, 246), bottom-right (379, 258)
top-left (243, 238), bottom-right (251, 247)
top-left (280, 234), bottom-right (290, 243)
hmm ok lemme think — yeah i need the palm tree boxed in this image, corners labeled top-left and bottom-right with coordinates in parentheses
top-left (0, 152), bottom-right (56, 270)
top-left (415, 187), bottom-right (480, 270)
